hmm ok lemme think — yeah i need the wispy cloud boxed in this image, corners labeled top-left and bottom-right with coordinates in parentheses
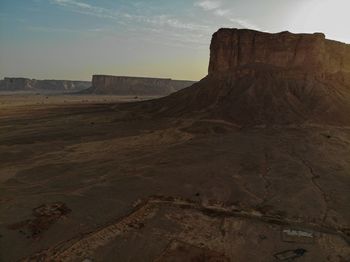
top-left (49, 0), bottom-right (216, 48)
top-left (213, 9), bottom-right (229, 17)
top-left (26, 25), bottom-right (112, 36)
top-left (54, 0), bottom-right (91, 9)
top-left (51, 0), bottom-right (212, 33)
top-left (194, 1), bottom-right (222, 11)
top-left (131, 14), bottom-right (211, 32)
top-left (136, 28), bottom-right (209, 50)
top-left (51, 0), bottom-right (124, 21)
top-left (229, 18), bottom-right (261, 31)
top-left (27, 25), bottom-right (78, 33)
top-left (194, 0), bottom-right (260, 30)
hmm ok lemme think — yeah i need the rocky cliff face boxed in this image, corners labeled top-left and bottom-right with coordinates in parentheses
top-left (131, 28), bottom-right (350, 126)
top-left (34, 80), bottom-right (91, 92)
top-left (0, 78), bottom-right (35, 91)
top-left (0, 78), bottom-right (91, 93)
top-left (88, 75), bottom-right (195, 96)
top-left (208, 29), bottom-right (350, 76)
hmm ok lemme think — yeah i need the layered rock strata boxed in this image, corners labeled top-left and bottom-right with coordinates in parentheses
top-left (0, 78), bottom-right (91, 93)
top-left (88, 75), bottom-right (195, 96)
top-left (137, 29), bottom-right (350, 126)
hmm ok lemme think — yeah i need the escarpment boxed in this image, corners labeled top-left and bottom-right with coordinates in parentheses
top-left (86, 75), bottom-right (196, 96)
top-left (0, 78), bottom-right (91, 93)
top-left (208, 29), bottom-right (350, 76)
top-left (133, 28), bottom-right (350, 126)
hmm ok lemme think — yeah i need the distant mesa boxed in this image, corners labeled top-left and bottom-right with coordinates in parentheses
top-left (0, 75), bottom-right (195, 96)
top-left (83, 75), bottom-right (196, 96)
top-left (0, 77), bottom-right (91, 93)
top-left (133, 28), bottom-right (350, 126)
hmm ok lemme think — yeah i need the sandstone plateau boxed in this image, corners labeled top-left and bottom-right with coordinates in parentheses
top-left (0, 77), bottom-right (91, 93)
top-left (133, 28), bottom-right (350, 126)
top-left (85, 75), bottom-right (196, 96)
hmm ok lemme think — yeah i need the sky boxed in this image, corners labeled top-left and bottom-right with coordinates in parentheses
top-left (0, 0), bottom-right (349, 81)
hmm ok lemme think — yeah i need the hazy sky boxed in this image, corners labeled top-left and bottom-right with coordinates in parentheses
top-left (0, 0), bottom-right (349, 81)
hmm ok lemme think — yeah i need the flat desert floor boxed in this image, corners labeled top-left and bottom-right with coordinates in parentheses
top-left (0, 95), bottom-right (349, 261)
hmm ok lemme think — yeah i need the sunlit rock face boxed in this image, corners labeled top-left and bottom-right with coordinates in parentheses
top-left (90, 75), bottom-right (195, 96)
top-left (208, 28), bottom-right (350, 77)
top-left (138, 28), bottom-right (350, 126)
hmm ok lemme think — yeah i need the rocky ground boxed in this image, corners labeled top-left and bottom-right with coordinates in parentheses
top-left (0, 97), bottom-right (349, 261)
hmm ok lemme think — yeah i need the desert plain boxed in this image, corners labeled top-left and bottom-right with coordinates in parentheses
top-left (0, 93), bottom-right (349, 261)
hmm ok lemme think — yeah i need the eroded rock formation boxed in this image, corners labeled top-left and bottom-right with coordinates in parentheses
top-left (87, 75), bottom-right (195, 96)
top-left (0, 78), bottom-right (91, 93)
top-left (138, 28), bottom-right (350, 126)
top-left (0, 78), bottom-right (35, 91)
top-left (209, 29), bottom-right (350, 75)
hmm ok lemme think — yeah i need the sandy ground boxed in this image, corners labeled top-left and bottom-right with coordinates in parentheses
top-left (0, 93), bottom-right (158, 109)
top-left (0, 95), bottom-right (349, 261)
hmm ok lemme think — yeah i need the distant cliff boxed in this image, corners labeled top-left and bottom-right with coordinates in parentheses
top-left (86, 75), bottom-right (196, 96)
top-left (0, 78), bottom-right (91, 93)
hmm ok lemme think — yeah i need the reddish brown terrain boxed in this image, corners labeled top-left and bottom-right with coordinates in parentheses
top-left (0, 29), bottom-right (350, 261)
